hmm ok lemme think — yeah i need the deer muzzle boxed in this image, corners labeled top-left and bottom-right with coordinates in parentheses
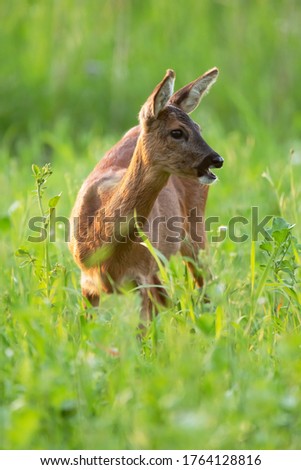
top-left (196, 152), bottom-right (224, 184)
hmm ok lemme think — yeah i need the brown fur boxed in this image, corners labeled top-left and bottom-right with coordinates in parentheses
top-left (69, 68), bottom-right (223, 320)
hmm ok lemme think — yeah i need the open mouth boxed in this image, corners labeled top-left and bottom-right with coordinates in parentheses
top-left (197, 156), bottom-right (224, 185)
top-left (201, 165), bottom-right (218, 181)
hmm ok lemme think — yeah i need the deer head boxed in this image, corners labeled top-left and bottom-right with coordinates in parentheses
top-left (138, 68), bottom-right (223, 184)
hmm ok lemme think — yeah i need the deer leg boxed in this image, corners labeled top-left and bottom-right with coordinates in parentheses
top-left (81, 288), bottom-right (100, 307)
top-left (180, 239), bottom-right (211, 301)
top-left (137, 274), bottom-right (169, 324)
top-left (186, 259), bottom-right (204, 288)
top-left (150, 274), bottom-right (169, 307)
top-left (81, 271), bottom-right (100, 308)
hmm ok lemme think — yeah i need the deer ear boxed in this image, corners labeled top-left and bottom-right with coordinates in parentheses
top-left (139, 69), bottom-right (175, 124)
top-left (169, 67), bottom-right (219, 114)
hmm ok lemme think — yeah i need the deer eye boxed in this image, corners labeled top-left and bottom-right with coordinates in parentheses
top-left (170, 129), bottom-right (184, 140)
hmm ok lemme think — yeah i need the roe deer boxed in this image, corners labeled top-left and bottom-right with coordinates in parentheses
top-left (69, 67), bottom-right (223, 320)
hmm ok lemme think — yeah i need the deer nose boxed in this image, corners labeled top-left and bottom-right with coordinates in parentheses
top-left (209, 153), bottom-right (224, 169)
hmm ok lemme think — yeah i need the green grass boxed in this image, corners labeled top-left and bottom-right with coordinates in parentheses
top-left (1, 0), bottom-right (301, 450)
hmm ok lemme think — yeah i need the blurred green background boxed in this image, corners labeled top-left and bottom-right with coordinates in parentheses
top-left (2, 0), bottom-right (301, 451)
top-left (1, 0), bottom-right (300, 143)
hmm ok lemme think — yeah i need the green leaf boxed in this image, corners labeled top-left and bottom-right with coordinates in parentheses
top-left (48, 192), bottom-right (62, 208)
top-left (272, 229), bottom-right (290, 244)
top-left (270, 217), bottom-right (294, 244)
top-left (215, 306), bottom-right (224, 339)
top-left (32, 164), bottom-right (40, 177)
top-left (260, 241), bottom-right (273, 254)
top-left (271, 217), bottom-right (294, 232)
top-left (282, 286), bottom-right (299, 303)
top-left (0, 215), bottom-right (10, 232)
top-left (15, 247), bottom-right (30, 257)
top-left (196, 314), bottom-right (215, 335)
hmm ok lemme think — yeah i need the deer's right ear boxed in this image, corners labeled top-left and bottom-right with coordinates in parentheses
top-left (169, 67), bottom-right (219, 114)
top-left (139, 69), bottom-right (175, 125)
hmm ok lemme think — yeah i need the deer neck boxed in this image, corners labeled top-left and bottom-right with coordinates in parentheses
top-left (107, 137), bottom-right (169, 221)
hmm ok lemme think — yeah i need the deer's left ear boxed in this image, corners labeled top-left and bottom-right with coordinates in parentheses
top-left (169, 67), bottom-right (219, 114)
top-left (139, 69), bottom-right (175, 124)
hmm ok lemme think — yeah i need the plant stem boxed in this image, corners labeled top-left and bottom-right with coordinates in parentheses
top-left (37, 181), bottom-right (50, 299)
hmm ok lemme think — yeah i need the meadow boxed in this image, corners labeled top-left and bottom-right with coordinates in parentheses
top-left (1, 0), bottom-right (301, 449)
